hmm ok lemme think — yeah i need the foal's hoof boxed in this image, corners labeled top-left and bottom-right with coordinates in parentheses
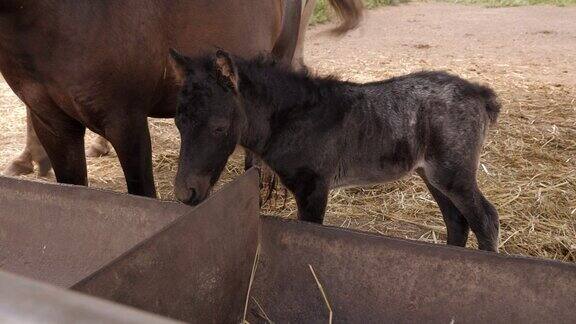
top-left (3, 159), bottom-right (34, 176)
top-left (86, 142), bottom-right (111, 157)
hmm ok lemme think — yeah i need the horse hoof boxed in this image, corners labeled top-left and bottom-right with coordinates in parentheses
top-left (3, 160), bottom-right (34, 176)
top-left (86, 144), bottom-right (111, 157)
top-left (36, 159), bottom-right (53, 177)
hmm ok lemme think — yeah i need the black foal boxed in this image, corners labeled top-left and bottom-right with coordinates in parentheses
top-left (170, 50), bottom-right (501, 251)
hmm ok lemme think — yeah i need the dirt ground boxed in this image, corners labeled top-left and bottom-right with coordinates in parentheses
top-left (306, 2), bottom-right (576, 86)
top-left (1, 3), bottom-right (575, 260)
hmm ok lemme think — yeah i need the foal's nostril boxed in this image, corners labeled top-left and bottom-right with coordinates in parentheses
top-left (175, 185), bottom-right (197, 204)
top-left (188, 188), bottom-right (197, 202)
top-left (175, 176), bottom-right (209, 206)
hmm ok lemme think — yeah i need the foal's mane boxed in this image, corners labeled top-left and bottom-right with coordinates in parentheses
top-left (240, 55), bottom-right (342, 86)
top-left (233, 55), bottom-right (348, 112)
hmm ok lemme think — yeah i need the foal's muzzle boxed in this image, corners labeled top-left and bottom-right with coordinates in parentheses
top-left (174, 175), bottom-right (211, 206)
top-left (175, 187), bottom-right (199, 205)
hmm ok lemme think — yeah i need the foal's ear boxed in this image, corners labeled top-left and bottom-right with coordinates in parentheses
top-left (168, 48), bottom-right (192, 86)
top-left (214, 50), bottom-right (239, 93)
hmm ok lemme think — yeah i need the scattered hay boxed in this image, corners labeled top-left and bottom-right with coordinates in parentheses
top-left (309, 264), bottom-right (334, 324)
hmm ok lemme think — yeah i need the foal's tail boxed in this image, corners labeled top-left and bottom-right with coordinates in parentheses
top-left (327, 0), bottom-right (364, 34)
top-left (477, 84), bottom-right (501, 126)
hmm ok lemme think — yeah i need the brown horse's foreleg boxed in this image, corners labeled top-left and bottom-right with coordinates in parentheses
top-left (86, 134), bottom-right (111, 157)
top-left (105, 117), bottom-right (156, 198)
top-left (3, 108), bottom-right (52, 177)
top-left (29, 109), bottom-right (87, 186)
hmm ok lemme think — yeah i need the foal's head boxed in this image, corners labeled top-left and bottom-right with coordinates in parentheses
top-left (170, 49), bottom-right (244, 205)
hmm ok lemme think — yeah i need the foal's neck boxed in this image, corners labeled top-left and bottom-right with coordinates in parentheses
top-left (236, 61), bottom-right (350, 155)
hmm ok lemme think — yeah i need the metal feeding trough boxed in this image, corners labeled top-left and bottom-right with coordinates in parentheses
top-left (248, 217), bottom-right (576, 323)
top-left (0, 271), bottom-right (179, 323)
top-left (0, 169), bottom-right (260, 323)
top-left (1, 169), bottom-right (575, 323)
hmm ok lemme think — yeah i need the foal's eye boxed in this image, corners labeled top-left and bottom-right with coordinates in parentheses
top-left (212, 126), bottom-right (228, 136)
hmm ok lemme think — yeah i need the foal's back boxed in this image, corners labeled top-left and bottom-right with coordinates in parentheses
top-left (335, 71), bottom-right (498, 188)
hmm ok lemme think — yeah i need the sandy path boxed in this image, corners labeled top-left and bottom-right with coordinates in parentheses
top-left (305, 2), bottom-right (576, 87)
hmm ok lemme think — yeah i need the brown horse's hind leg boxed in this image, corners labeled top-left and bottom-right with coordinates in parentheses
top-left (86, 134), bottom-right (111, 157)
top-left (3, 150), bottom-right (33, 176)
top-left (418, 169), bottom-right (470, 247)
top-left (3, 108), bottom-right (52, 177)
top-left (423, 164), bottom-right (499, 252)
top-left (292, 0), bottom-right (316, 70)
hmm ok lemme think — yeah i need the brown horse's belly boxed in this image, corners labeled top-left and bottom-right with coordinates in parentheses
top-left (148, 0), bottom-right (284, 117)
top-left (2, 0), bottom-right (284, 122)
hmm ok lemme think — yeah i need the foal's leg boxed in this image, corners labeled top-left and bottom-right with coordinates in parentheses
top-left (449, 188), bottom-right (499, 252)
top-left (105, 116), bottom-right (156, 197)
top-left (295, 185), bottom-right (329, 223)
top-left (244, 151), bottom-right (253, 171)
top-left (285, 173), bottom-right (329, 224)
top-left (29, 109), bottom-right (87, 185)
top-left (424, 165), bottom-right (499, 252)
top-left (418, 170), bottom-right (470, 247)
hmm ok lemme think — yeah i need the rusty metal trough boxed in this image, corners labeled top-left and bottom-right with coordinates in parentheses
top-left (0, 170), bottom-right (260, 323)
top-left (1, 169), bottom-right (575, 323)
top-left (249, 217), bottom-right (576, 323)
top-left (0, 271), bottom-right (180, 323)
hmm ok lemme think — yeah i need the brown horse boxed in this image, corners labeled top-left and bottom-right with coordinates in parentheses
top-left (0, 0), bottom-right (362, 196)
